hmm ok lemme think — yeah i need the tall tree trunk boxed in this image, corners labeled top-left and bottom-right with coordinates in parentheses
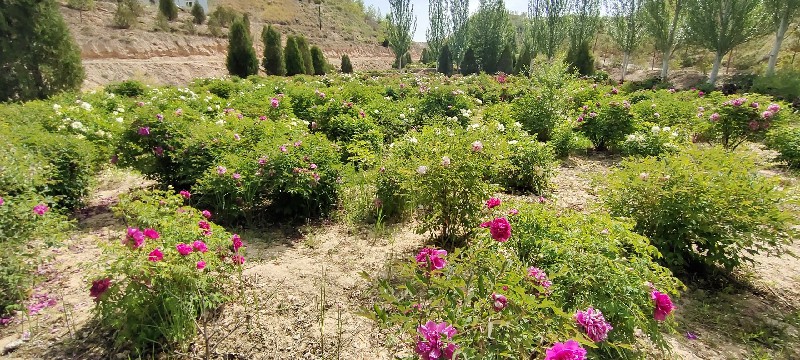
top-left (767, 14), bottom-right (789, 76)
top-left (709, 51), bottom-right (723, 85)
top-left (660, 50), bottom-right (671, 80)
top-left (621, 52), bottom-right (630, 82)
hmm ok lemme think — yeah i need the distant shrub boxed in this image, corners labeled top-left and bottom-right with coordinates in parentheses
top-left (437, 44), bottom-right (453, 76)
top-left (112, 0), bottom-right (139, 29)
top-left (158, 0), bottom-right (177, 21)
top-left (751, 69), bottom-right (800, 103)
top-left (191, 2), bottom-right (206, 24)
top-left (285, 36), bottom-right (306, 76)
top-left (496, 44), bottom-right (514, 75)
top-left (766, 125), bottom-right (800, 168)
top-left (619, 125), bottom-right (685, 157)
top-left (602, 146), bottom-right (797, 273)
top-left (340, 54), bottom-right (353, 73)
top-left (495, 139), bottom-right (556, 194)
top-left (576, 96), bottom-right (637, 151)
top-left (549, 121), bottom-right (592, 158)
top-left (460, 48), bottom-right (479, 75)
top-left (565, 41), bottom-right (595, 77)
top-left (261, 25), bottom-right (286, 76)
top-left (310, 46), bottom-right (327, 75)
top-left (621, 77), bottom-right (671, 93)
top-left (107, 80), bottom-right (146, 97)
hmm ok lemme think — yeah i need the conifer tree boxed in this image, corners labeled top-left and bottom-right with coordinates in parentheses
top-left (514, 44), bottom-right (532, 75)
top-left (158, 0), bottom-right (177, 21)
top-left (225, 20), bottom-right (258, 78)
top-left (0, 0), bottom-right (85, 101)
top-left (437, 44), bottom-right (453, 76)
top-left (497, 44), bottom-right (514, 74)
top-left (310, 46), bottom-right (327, 75)
top-left (285, 36), bottom-right (306, 76)
top-left (261, 25), bottom-right (286, 75)
top-left (460, 48), bottom-right (479, 75)
top-left (565, 40), bottom-right (595, 76)
top-left (296, 36), bottom-right (314, 75)
top-left (191, 2), bottom-right (206, 24)
top-left (341, 54), bottom-right (353, 73)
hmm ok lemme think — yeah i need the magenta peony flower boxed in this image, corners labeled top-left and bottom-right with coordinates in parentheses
top-left (270, 98), bottom-right (280, 108)
top-left (486, 197), bottom-right (501, 209)
top-left (143, 228), bottom-right (160, 239)
top-left (148, 248), bottom-right (164, 262)
top-left (575, 307), bottom-right (613, 342)
top-left (176, 243), bottom-right (193, 256)
top-left (198, 220), bottom-right (210, 230)
top-left (0, 197), bottom-right (4, 206)
top-left (196, 261), bottom-right (206, 270)
top-left (415, 321), bottom-right (458, 360)
top-left (179, 190), bottom-right (191, 199)
top-left (698, 91), bottom-right (705, 97)
top-left (480, 217), bottom-right (511, 242)
top-left (89, 278), bottom-right (111, 301)
top-left (138, 127), bottom-right (150, 136)
top-left (491, 293), bottom-right (508, 312)
top-left (610, 87), bottom-right (618, 95)
top-left (126, 227), bottom-right (145, 248)
top-left (153, 146), bottom-right (164, 157)
top-left (544, 340), bottom-right (587, 360)
top-left (201, 210), bottom-right (212, 219)
top-left (32, 204), bottom-right (49, 216)
top-left (651, 290), bottom-right (674, 321)
top-left (527, 267), bottom-right (552, 290)
top-left (192, 240), bottom-right (208, 253)
top-left (231, 254), bottom-right (246, 265)
top-left (231, 234), bottom-right (243, 252)
top-left (156, 113), bottom-right (164, 121)
top-left (416, 248), bottom-right (447, 271)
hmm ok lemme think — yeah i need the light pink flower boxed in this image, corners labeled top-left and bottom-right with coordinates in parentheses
top-left (575, 307), bottom-right (613, 342)
top-left (309, 163), bottom-right (318, 169)
top-left (480, 217), bottom-right (511, 242)
top-left (176, 243), bottom-right (193, 256)
top-left (651, 289), bottom-right (674, 321)
top-left (217, 166), bottom-right (227, 175)
top-left (196, 261), bottom-right (206, 270)
top-left (767, 103), bottom-right (781, 113)
top-left (491, 293), bottom-right (508, 312)
top-left (415, 321), bottom-right (458, 360)
top-left (33, 204), bottom-right (49, 215)
top-left (201, 210), bottom-right (212, 219)
top-left (232, 173), bottom-right (242, 180)
top-left (175, 108), bottom-right (183, 116)
top-left (192, 240), bottom-right (208, 253)
top-left (280, 145), bottom-right (288, 153)
top-left (416, 248), bottom-right (447, 271)
top-left (486, 197), bottom-right (501, 209)
top-left (762, 111), bottom-right (774, 120)
top-left (234, 133), bottom-right (241, 141)
top-left (527, 267), bottom-right (552, 290)
top-left (471, 140), bottom-right (483, 152)
top-left (143, 228), bottom-right (160, 239)
top-left (508, 208), bottom-right (519, 215)
top-left (148, 248), bottom-right (164, 262)
top-left (544, 340), bottom-right (587, 360)
top-left (270, 98), bottom-right (280, 108)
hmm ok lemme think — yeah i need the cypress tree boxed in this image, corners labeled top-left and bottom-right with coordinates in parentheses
top-left (242, 13), bottom-right (251, 36)
top-left (341, 54), bottom-right (353, 73)
top-left (0, 0), bottom-right (85, 101)
top-left (420, 48), bottom-right (430, 64)
top-left (437, 44), bottom-right (453, 76)
top-left (310, 46), bottom-right (327, 75)
top-left (565, 41), bottom-right (595, 76)
top-left (261, 25), bottom-right (285, 76)
top-left (191, 2), bottom-right (206, 24)
top-left (285, 36), bottom-right (306, 76)
top-left (296, 36), bottom-right (314, 75)
top-left (460, 48), bottom-right (478, 75)
top-left (496, 44), bottom-right (513, 74)
top-left (225, 20), bottom-right (258, 78)
top-left (158, 0), bottom-right (177, 21)
top-left (514, 44), bottom-right (532, 75)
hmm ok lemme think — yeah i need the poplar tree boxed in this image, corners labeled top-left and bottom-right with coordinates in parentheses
top-left (387, 0), bottom-right (416, 70)
top-left (469, 0), bottom-right (512, 73)
top-left (528, 0), bottom-right (570, 60)
top-left (427, 0), bottom-right (450, 60)
top-left (609, 0), bottom-right (645, 81)
top-left (765, 0), bottom-right (800, 75)
top-left (643, 0), bottom-right (684, 79)
top-left (158, 0), bottom-right (177, 21)
top-left (450, 0), bottom-right (470, 63)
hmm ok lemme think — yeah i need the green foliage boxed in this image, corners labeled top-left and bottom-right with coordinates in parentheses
top-left (106, 80), bottom-right (147, 97)
top-left (209, 5), bottom-right (238, 27)
top-left (113, 0), bottom-right (140, 29)
top-left (495, 139), bottom-right (556, 194)
top-left (601, 146), bottom-right (797, 272)
top-left (341, 54), bottom-right (354, 73)
top-left (549, 121), bottom-right (592, 158)
top-left (468, 0), bottom-right (512, 73)
top-left (96, 189), bottom-right (244, 352)
top-left (285, 36), bottom-right (306, 76)
top-left (295, 36), bottom-right (315, 76)
top-left (751, 70), bottom-right (800, 103)
top-left (511, 67), bottom-right (574, 142)
top-left (225, 20), bottom-right (259, 78)
top-left (566, 41), bottom-right (595, 76)
top-left (420, 47), bottom-right (431, 64)
top-left (0, 0), bottom-right (85, 102)
top-left (513, 44), bottom-right (532, 75)
top-left (158, 0), bottom-right (178, 21)
top-left (310, 46), bottom-right (327, 76)
top-left (510, 204), bottom-right (684, 357)
top-left (576, 96), bottom-right (637, 151)
top-left (191, 2), bottom-right (206, 24)
top-left (619, 125), bottom-right (685, 157)
top-left (437, 44), bottom-right (453, 76)
top-left (496, 43), bottom-right (514, 74)
top-left (387, 0), bottom-right (416, 72)
top-left (766, 125), bottom-right (800, 168)
top-left (459, 48), bottom-right (479, 75)
top-left (704, 95), bottom-right (783, 150)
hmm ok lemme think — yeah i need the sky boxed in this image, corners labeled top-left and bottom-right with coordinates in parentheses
top-left (362, 0), bottom-right (531, 42)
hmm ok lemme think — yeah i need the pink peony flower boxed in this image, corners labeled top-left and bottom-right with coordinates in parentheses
top-left (196, 261), bottom-right (206, 270)
top-left (544, 340), bottom-right (587, 360)
top-left (231, 234), bottom-right (243, 251)
top-left (179, 190), bottom-right (191, 199)
top-left (148, 248), bottom-right (164, 262)
top-left (143, 228), bottom-right (160, 239)
top-left (232, 173), bottom-right (242, 180)
top-left (175, 108), bottom-right (183, 116)
top-left (176, 243), bottom-right (193, 256)
top-left (491, 293), bottom-right (508, 312)
top-left (234, 133), bottom-right (241, 141)
top-left (153, 146), bottom-right (164, 156)
top-left (471, 140), bottom-right (483, 152)
top-left (270, 98), bottom-right (280, 108)
top-left (762, 111), bottom-right (774, 120)
top-left (749, 121), bottom-right (760, 131)
top-left (198, 220), bottom-right (210, 230)
top-left (767, 103), bottom-right (781, 113)
top-left (508, 208), bottom-right (519, 215)
top-left (156, 113), bottom-right (164, 121)
top-left (280, 145), bottom-right (288, 153)
top-left (441, 156), bottom-right (451, 167)
top-left (610, 87), bottom-right (618, 95)
top-left (698, 91), bottom-right (705, 97)
top-left (415, 321), bottom-right (458, 360)
top-left (750, 102), bottom-right (759, 109)
top-left (575, 307), bottom-right (613, 342)
top-left (0, 197), bottom-right (4, 206)
top-left (416, 248), bottom-right (447, 271)
top-left (192, 240), bottom-right (208, 253)
top-left (89, 278), bottom-right (111, 301)
top-left (126, 227), bottom-right (145, 248)
top-left (258, 157), bottom-right (268, 166)
top-left (309, 163), bottom-right (318, 170)
top-left (232, 254), bottom-right (246, 265)
top-left (201, 210), bottom-right (212, 219)
top-left (486, 197), bottom-right (501, 209)
top-left (527, 267), bottom-right (552, 290)
top-left (217, 166), bottom-right (227, 175)
top-left (138, 127), bottom-right (150, 136)
top-left (32, 204), bottom-right (49, 215)
top-left (651, 289), bottom-right (674, 321)
top-left (480, 217), bottom-right (512, 242)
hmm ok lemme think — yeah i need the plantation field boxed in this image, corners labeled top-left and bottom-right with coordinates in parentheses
top-left (1, 67), bottom-right (800, 359)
